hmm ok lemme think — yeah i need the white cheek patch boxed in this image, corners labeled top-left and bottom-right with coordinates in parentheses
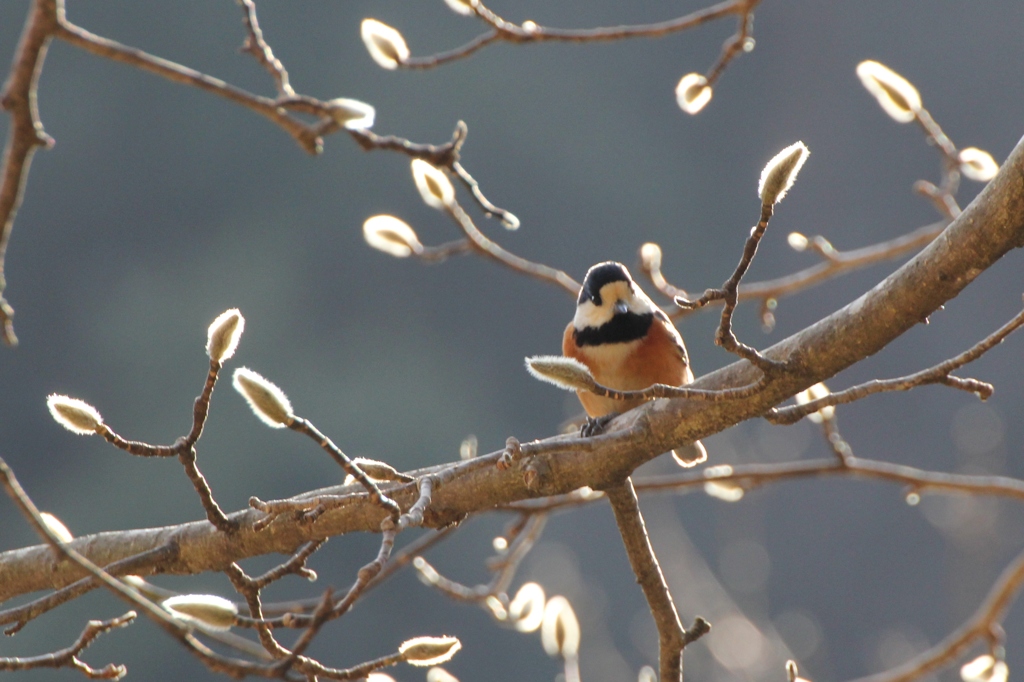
top-left (574, 300), bottom-right (612, 329)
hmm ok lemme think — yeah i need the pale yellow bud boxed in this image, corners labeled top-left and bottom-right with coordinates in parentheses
top-left (443, 0), bottom-right (475, 17)
top-left (521, 20), bottom-right (539, 34)
top-left (367, 675), bottom-right (396, 682)
top-left (525, 355), bottom-right (596, 392)
top-left (326, 98), bottom-right (376, 130)
top-left (856, 60), bottom-right (921, 123)
top-left (675, 73), bottom-right (712, 115)
top-left (787, 232), bottom-right (809, 251)
top-left (509, 582), bottom-right (546, 633)
top-left (958, 148), bottom-right (999, 182)
top-left (795, 382), bottom-right (834, 423)
top-left (363, 215), bottom-right (423, 258)
top-left (541, 596), bottom-right (580, 659)
top-left (704, 481), bottom-right (744, 502)
top-left (361, 19), bottom-right (410, 70)
top-left (40, 512), bottom-right (73, 543)
top-left (638, 665), bottom-right (657, 682)
top-left (427, 668), bottom-right (460, 682)
top-left (343, 457), bottom-right (407, 485)
top-left (492, 536), bottom-right (508, 552)
top-left (639, 242), bottom-right (663, 272)
top-left (758, 142), bottom-right (810, 207)
top-left (961, 655), bottom-right (1008, 682)
top-left (46, 395), bottom-right (103, 435)
top-left (398, 636), bottom-right (462, 667)
top-left (459, 434), bottom-right (477, 460)
top-left (206, 308), bottom-right (244, 363)
top-left (162, 594), bottom-right (238, 632)
top-left (411, 159), bottom-right (455, 210)
top-left (232, 368), bottom-right (294, 428)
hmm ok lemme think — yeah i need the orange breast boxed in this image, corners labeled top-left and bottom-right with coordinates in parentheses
top-left (562, 320), bottom-right (691, 417)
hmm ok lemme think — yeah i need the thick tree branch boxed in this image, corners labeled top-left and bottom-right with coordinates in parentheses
top-left (1, 132), bottom-right (1022, 608)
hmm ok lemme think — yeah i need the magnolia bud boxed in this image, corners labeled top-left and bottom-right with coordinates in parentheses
top-left (758, 141), bottom-right (810, 207)
top-left (326, 98), bottom-right (376, 130)
top-left (525, 355), bottom-right (596, 392)
top-left (361, 19), bottom-right (410, 70)
top-left (856, 60), bottom-right (921, 123)
top-left (509, 582), bottom-right (546, 633)
top-left (958, 147), bottom-right (999, 182)
top-left (398, 636), bottom-right (462, 667)
top-left (787, 232), bottom-right (809, 251)
top-left (40, 512), bottom-right (74, 543)
top-left (46, 395), bottom-right (104, 435)
top-left (703, 480), bottom-right (745, 502)
top-left (443, 0), bottom-right (475, 17)
top-left (639, 242), bottom-right (663, 272)
top-left (675, 73), bottom-right (712, 115)
top-left (541, 596), bottom-right (580, 659)
top-left (232, 368), bottom-right (294, 428)
top-left (426, 668), bottom-right (460, 682)
top-left (363, 215), bottom-right (423, 258)
top-left (795, 382), bottom-right (835, 423)
top-left (411, 159), bottom-right (455, 210)
top-left (206, 309), bottom-right (244, 363)
top-left (162, 594), bottom-right (238, 631)
top-left (961, 655), bottom-right (1009, 682)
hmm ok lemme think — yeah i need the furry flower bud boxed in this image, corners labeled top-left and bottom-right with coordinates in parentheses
top-left (361, 19), bottom-right (410, 69)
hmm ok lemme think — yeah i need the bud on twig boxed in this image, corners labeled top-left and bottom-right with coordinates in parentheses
top-left (46, 395), bottom-right (104, 435)
top-left (787, 232), bottom-right (809, 252)
top-left (40, 512), bottom-right (74, 543)
top-left (363, 215), bottom-right (424, 258)
top-left (958, 147), bottom-right (1000, 182)
top-left (856, 60), bottom-right (921, 123)
top-left (206, 308), bottom-right (244, 363)
top-left (232, 368), bottom-right (294, 428)
top-left (326, 98), bottom-right (376, 130)
top-left (639, 242), bottom-right (662, 272)
top-left (443, 0), bottom-right (476, 17)
top-left (525, 355), bottom-right (596, 392)
top-left (541, 596), bottom-right (580, 659)
top-left (360, 19), bottom-right (410, 70)
top-left (795, 382), bottom-right (835, 423)
top-left (509, 582), bottom-right (546, 633)
top-left (961, 655), bottom-right (1009, 682)
top-left (398, 636), bottom-right (463, 667)
top-left (675, 73), bottom-right (712, 115)
top-left (758, 141), bottom-right (810, 207)
top-left (162, 594), bottom-right (239, 632)
top-left (411, 159), bottom-right (455, 210)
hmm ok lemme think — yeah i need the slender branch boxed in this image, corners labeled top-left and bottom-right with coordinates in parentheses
top-left (646, 221), bottom-right (946, 319)
top-left (403, 0), bottom-right (753, 68)
top-left (0, 0), bottom-right (60, 347)
top-left (676, 202), bottom-right (786, 371)
top-left (847, 545), bottom-right (1024, 682)
top-left (768, 304), bottom-right (1024, 424)
top-left (1, 542), bottom-right (178, 633)
top-left (237, 0), bottom-right (294, 97)
top-left (446, 199), bottom-right (580, 295)
top-left (0, 611), bottom-right (135, 679)
top-left (606, 479), bottom-right (696, 682)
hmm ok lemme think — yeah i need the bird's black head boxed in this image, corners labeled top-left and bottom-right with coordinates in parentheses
top-left (578, 261), bottom-right (632, 306)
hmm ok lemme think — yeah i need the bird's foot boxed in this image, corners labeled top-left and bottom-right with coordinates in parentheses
top-left (581, 413), bottom-right (619, 438)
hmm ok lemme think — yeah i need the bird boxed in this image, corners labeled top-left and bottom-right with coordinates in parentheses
top-left (562, 261), bottom-right (707, 467)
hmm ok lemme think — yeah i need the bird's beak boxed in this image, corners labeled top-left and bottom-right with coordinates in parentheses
top-left (614, 300), bottom-right (628, 315)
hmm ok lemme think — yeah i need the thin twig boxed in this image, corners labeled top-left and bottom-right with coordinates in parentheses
top-left (446, 199), bottom-right (580, 295)
top-left (403, 0), bottom-right (753, 68)
top-left (237, 0), bottom-right (294, 97)
top-left (0, 611), bottom-right (135, 678)
top-left (768, 304), bottom-right (1024, 424)
top-left (1, 542), bottom-right (178, 633)
top-left (676, 202), bottom-right (786, 371)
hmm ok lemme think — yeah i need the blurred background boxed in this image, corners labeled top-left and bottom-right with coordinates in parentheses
top-left (1, 2), bottom-right (1023, 680)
